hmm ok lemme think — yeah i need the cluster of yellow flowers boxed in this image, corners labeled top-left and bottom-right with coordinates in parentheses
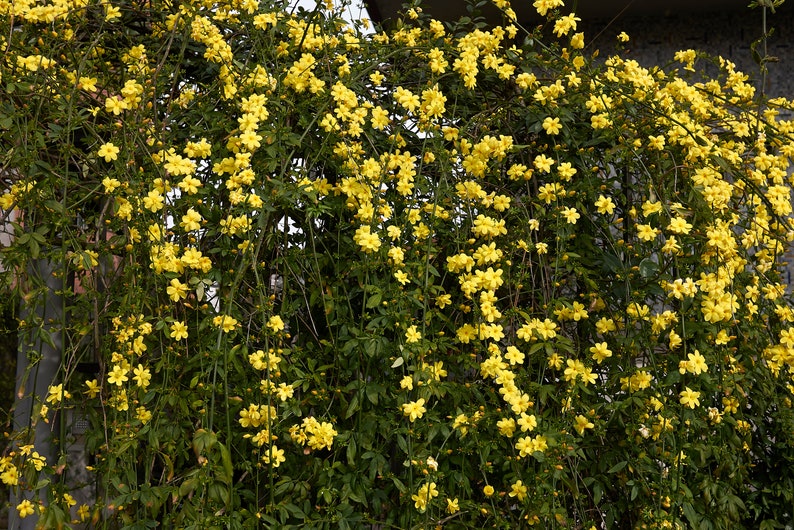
top-left (4, 0), bottom-right (794, 525)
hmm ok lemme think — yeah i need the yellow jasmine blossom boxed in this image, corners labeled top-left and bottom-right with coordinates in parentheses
top-left (97, 142), bottom-right (120, 162)
top-left (542, 116), bottom-right (562, 135)
top-left (589, 342), bottom-right (612, 363)
top-left (354, 225), bottom-right (381, 253)
top-left (136, 406), bottom-right (152, 424)
top-left (166, 279), bottom-right (188, 301)
top-left (412, 482), bottom-right (438, 512)
top-left (553, 13), bottom-right (580, 37)
top-left (533, 0), bottom-right (564, 17)
top-left (679, 387), bottom-right (701, 409)
top-left (267, 315), bottom-right (285, 332)
top-left (170, 321), bottom-right (188, 340)
top-left (573, 414), bottom-right (595, 435)
top-left (595, 195), bottom-right (616, 215)
top-left (102, 177), bottom-right (122, 193)
top-left (509, 480), bottom-right (528, 501)
top-left (668, 217), bottom-right (693, 234)
top-left (405, 325), bottom-right (421, 343)
top-left (133, 364), bottom-right (151, 388)
top-left (180, 208), bottom-right (203, 232)
top-left (107, 365), bottom-right (128, 387)
top-left (213, 315), bottom-right (238, 332)
top-left (46, 384), bottom-right (70, 404)
top-left (84, 379), bottom-right (100, 399)
top-left (263, 445), bottom-right (286, 468)
top-left (562, 207), bottom-right (580, 224)
top-left (16, 499), bottom-right (36, 518)
top-left (401, 398), bottom-right (426, 422)
top-left (105, 4), bottom-right (121, 21)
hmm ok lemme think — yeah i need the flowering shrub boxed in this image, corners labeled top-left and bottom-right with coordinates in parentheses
top-left (2, 0), bottom-right (794, 528)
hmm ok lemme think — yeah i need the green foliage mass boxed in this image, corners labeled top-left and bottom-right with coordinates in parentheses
top-left (1, 0), bottom-right (794, 528)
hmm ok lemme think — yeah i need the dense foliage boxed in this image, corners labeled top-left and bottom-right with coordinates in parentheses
top-left (2, 0), bottom-right (794, 528)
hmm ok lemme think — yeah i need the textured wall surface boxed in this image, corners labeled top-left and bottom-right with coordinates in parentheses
top-left (581, 6), bottom-right (794, 98)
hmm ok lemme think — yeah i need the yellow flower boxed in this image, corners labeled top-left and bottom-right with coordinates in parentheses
top-left (136, 406), bottom-right (152, 424)
top-left (97, 142), bottom-right (120, 162)
top-left (267, 315), bottom-right (285, 332)
top-left (275, 383), bottom-right (294, 401)
top-left (102, 177), bottom-right (122, 193)
top-left (648, 134), bottom-right (666, 150)
top-left (681, 350), bottom-right (708, 375)
top-left (509, 480), bottom-right (528, 501)
top-left (518, 413), bottom-right (538, 432)
top-left (263, 445), bottom-right (286, 468)
top-left (542, 116), bottom-right (562, 135)
top-left (394, 270), bottom-right (409, 285)
top-left (394, 86), bottom-right (419, 112)
top-left (46, 383), bottom-right (70, 404)
top-left (84, 379), bottom-right (100, 399)
top-left (561, 207), bottom-right (580, 224)
top-left (483, 484), bottom-right (495, 497)
top-left (107, 365), bottom-right (128, 387)
top-left (595, 195), bottom-right (615, 215)
top-left (354, 225), bottom-right (381, 253)
top-left (679, 387), bottom-right (701, 409)
top-left (420, 85), bottom-right (446, 120)
top-left (105, 96), bottom-right (128, 115)
top-left (16, 499), bottom-right (36, 518)
top-left (405, 325), bottom-right (421, 343)
top-left (143, 190), bottom-right (164, 212)
top-left (667, 216), bottom-right (693, 234)
top-left (533, 154), bottom-right (555, 173)
top-left (213, 315), bottom-right (238, 333)
top-left (636, 224), bottom-right (659, 241)
top-left (497, 417), bottom-right (516, 437)
top-left (166, 279), bottom-right (188, 301)
top-left (574, 414), bottom-right (595, 435)
top-left (105, 4), bottom-right (121, 21)
top-left (180, 208), bottom-right (203, 232)
top-left (411, 482), bottom-right (438, 512)
top-left (78, 76), bottom-right (98, 92)
top-left (401, 398), bottom-right (426, 422)
top-left (133, 364), bottom-right (151, 388)
top-left (589, 342), bottom-right (612, 363)
top-left (533, 0), bottom-right (564, 17)
top-left (553, 14), bottom-right (580, 37)
top-left (446, 497), bottom-right (460, 514)
top-left (170, 321), bottom-right (188, 340)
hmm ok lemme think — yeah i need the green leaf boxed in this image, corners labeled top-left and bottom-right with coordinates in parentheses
top-left (345, 393), bottom-right (359, 419)
top-left (192, 429), bottom-right (217, 454)
top-left (593, 482), bottom-right (603, 504)
top-left (218, 442), bottom-right (233, 486)
top-left (638, 258), bottom-right (658, 278)
top-left (366, 291), bottom-right (382, 308)
top-left (346, 436), bottom-right (357, 465)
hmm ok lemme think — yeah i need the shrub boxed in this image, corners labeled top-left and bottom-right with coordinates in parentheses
top-left (1, 0), bottom-right (794, 528)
